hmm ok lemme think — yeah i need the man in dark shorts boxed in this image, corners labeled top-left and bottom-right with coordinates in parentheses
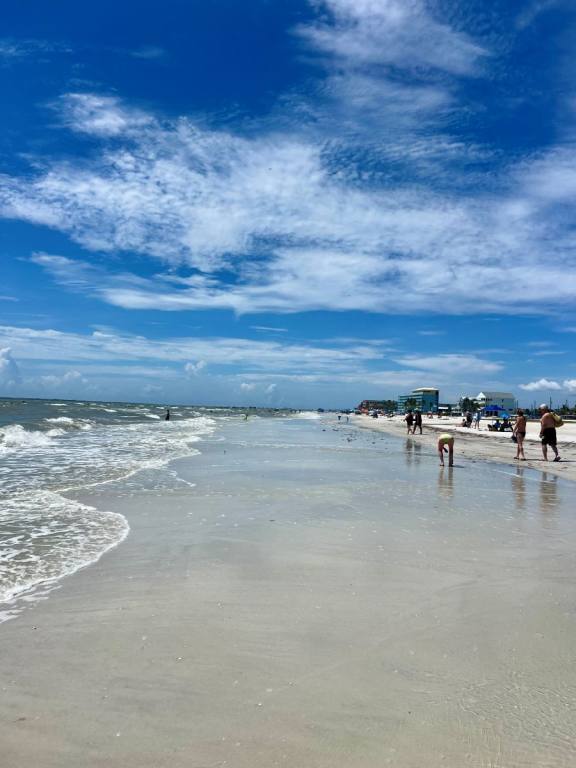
top-left (539, 404), bottom-right (561, 462)
top-left (404, 410), bottom-right (414, 434)
top-left (413, 410), bottom-right (423, 434)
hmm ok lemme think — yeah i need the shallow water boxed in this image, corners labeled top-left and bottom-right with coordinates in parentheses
top-left (0, 397), bottom-right (296, 612)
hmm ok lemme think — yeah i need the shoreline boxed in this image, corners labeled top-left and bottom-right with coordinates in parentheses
top-left (352, 414), bottom-right (576, 482)
top-left (1, 416), bottom-right (576, 767)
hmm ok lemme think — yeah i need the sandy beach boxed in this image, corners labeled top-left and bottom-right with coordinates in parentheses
top-left (353, 414), bottom-right (576, 482)
top-left (1, 415), bottom-right (576, 767)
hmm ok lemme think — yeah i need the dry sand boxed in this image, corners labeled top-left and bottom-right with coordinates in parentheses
top-left (354, 414), bottom-right (576, 482)
top-left (1, 417), bottom-right (576, 767)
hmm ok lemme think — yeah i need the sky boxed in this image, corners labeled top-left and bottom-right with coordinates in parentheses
top-left (1, 0), bottom-right (576, 409)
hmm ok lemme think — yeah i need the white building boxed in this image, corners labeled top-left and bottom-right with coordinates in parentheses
top-left (476, 391), bottom-right (516, 412)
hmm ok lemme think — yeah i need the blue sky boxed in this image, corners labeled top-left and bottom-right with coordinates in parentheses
top-left (1, 0), bottom-right (576, 408)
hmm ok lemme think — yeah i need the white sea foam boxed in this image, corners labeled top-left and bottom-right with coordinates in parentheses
top-left (0, 414), bottom-right (216, 618)
top-left (45, 416), bottom-right (76, 424)
top-left (0, 490), bottom-right (129, 620)
top-left (0, 424), bottom-right (56, 454)
top-left (44, 416), bottom-right (76, 425)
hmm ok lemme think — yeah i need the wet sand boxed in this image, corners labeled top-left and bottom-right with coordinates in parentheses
top-left (1, 417), bottom-right (576, 767)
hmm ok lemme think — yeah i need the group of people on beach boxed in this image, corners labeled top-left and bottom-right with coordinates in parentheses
top-left (512, 404), bottom-right (561, 462)
top-left (404, 404), bottom-right (562, 468)
top-left (404, 410), bottom-right (423, 435)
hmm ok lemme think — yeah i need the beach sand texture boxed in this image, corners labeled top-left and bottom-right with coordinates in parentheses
top-left (1, 415), bottom-right (576, 767)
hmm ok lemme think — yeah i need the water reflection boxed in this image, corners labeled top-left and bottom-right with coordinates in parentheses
top-left (405, 438), bottom-right (423, 466)
top-left (539, 472), bottom-right (559, 525)
top-left (511, 467), bottom-right (526, 512)
top-left (437, 466), bottom-right (454, 499)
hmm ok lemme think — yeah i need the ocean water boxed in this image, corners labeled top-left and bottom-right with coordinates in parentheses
top-left (0, 397), bottom-right (296, 618)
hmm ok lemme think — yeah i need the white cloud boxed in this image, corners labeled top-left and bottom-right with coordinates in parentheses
top-left (298, 0), bottom-right (487, 75)
top-left (0, 324), bottom-right (383, 375)
top-left (39, 370), bottom-right (88, 389)
top-left (519, 378), bottom-right (562, 391)
top-left (563, 379), bottom-right (576, 392)
top-left (184, 360), bottom-right (207, 376)
top-left (2, 87), bottom-right (573, 317)
top-left (0, 5), bottom-right (575, 320)
top-left (0, 324), bottom-right (511, 404)
top-left (394, 354), bottom-right (502, 374)
top-left (59, 93), bottom-right (153, 137)
top-left (0, 347), bottom-right (21, 388)
top-left (0, 38), bottom-right (71, 59)
top-left (516, 0), bottom-right (560, 30)
top-left (130, 46), bottom-right (166, 60)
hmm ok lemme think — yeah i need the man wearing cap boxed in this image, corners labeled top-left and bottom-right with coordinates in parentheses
top-left (539, 404), bottom-right (561, 462)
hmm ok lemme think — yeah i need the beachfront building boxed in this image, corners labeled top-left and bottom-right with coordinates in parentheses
top-left (357, 399), bottom-right (395, 413)
top-left (476, 391), bottom-right (516, 412)
top-left (397, 387), bottom-right (439, 414)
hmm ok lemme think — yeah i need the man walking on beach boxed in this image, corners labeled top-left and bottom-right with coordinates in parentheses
top-left (404, 410), bottom-right (414, 434)
top-left (413, 410), bottom-right (423, 435)
top-left (473, 410), bottom-right (481, 430)
top-left (539, 404), bottom-right (561, 462)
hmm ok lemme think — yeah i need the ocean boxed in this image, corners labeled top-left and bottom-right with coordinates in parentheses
top-left (0, 397), bottom-right (296, 618)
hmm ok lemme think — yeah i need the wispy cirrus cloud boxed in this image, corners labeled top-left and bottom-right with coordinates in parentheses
top-left (0, 38), bottom-right (71, 59)
top-left (0, 325), bottom-right (506, 396)
top-left (394, 354), bottom-right (503, 374)
top-left (297, 0), bottom-right (487, 75)
top-left (0, 2), bottom-right (575, 322)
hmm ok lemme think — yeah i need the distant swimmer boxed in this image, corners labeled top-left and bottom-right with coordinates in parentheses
top-left (165, 408), bottom-right (170, 421)
top-left (438, 433), bottom-right (454, 467)
top-left (244, 413), bottom-right (249, 420)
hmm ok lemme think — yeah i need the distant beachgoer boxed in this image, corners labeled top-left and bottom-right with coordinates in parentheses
top-left (466, 411), bottom-right (473, 427)
top-left (404, 410), bottom-right (414, 434)
top-left (165, 408), bottom-right (170, 421)
top-left (438, 433), bottom-right (455, 467)
top-left (539, 404), bottom-right (561, 462)
top-left (513, 409), bottom-right (527, 461)
top-left (413, 410), bottom-right (423, 434)
top-left (338, 414), bottom-right (342, 421)
top-left (473, 410), bottom-right (481, 430)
